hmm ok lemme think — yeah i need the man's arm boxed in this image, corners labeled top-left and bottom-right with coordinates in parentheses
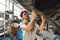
top-left (20, 18), bottom-right (35, 31)
top-left (36, 13), bottom-right (46, 31)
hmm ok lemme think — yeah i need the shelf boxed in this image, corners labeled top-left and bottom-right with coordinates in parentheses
top-left (0, 31), bottom-right (7, 36)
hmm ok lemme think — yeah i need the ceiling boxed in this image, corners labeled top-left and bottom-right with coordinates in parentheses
top-left (16, 0), bottom-right (60, 12)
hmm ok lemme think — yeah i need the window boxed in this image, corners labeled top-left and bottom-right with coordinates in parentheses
top-left (0, 0), bottom-right (5, 12)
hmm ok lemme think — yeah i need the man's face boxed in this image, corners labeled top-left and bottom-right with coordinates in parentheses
top-left (22, 12), bottom-right (29, 19)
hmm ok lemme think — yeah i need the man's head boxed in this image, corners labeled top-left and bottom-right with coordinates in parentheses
top-left (20, 11), bottom-right (29, 19)
top-left (14, 16), bottom-right (18, 20)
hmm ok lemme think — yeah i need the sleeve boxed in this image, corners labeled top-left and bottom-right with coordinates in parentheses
top-left (20, 22), bottom-right (26, 28)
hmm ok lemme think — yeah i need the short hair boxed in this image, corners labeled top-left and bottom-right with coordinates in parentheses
top-left (20, 11), bottom-right (28, 17)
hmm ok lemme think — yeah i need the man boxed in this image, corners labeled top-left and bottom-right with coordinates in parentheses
top-left (20, 9), bottom-right (46, 40)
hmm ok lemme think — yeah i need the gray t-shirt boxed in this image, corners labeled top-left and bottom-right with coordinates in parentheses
top-left (20, 21), bottom-right (37, 40)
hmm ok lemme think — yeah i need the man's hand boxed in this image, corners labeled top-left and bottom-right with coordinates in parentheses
top-left (32, 9), bottom-right (37, 19)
